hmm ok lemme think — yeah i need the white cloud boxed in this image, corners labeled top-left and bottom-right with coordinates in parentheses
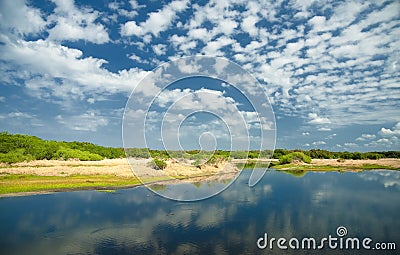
top-left (318, 127), bottom-right (331, 131)
top-left (0, 0), bottom-right (46, 35)
top-left (8, 111), bottom-right (34, 118)
top-left (121, 0), bottom-right (188, 37)
top-left (308, 113), bottom-right (331, 125)
top-left (187, 28), bottom-right (210, 41)
top-left (202, 36), bottom-right (236, 56)
top-left (356, 133), bottom-right (376, 141)
top-left (219, 19), bottom-right (238, 36)
top-left (128, 53), bottom-right (141, 62)
top-left (302, 132), bottom-right (310, 136)
top-left (152, 44), bottom-right (167, 56)
top-left (241, 15), bottom-right (259, 37)
top-left (121, 21), bottom-right (144, 36)
top-left (108, 1), bottom-right (142, 18)
top-left (56, 111), bottom-right (108, 131)
top-left (312, 141), bottom-right (326, 145)
top-left (379, 122), bottom-right (400, 137)
top-left (0, 39), bottom-right (151, 101)
top-left (47, 0), bottom-right (110, 44)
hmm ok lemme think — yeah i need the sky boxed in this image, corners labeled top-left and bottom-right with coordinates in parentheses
top-left (0, 0), bottom-right (399, 151)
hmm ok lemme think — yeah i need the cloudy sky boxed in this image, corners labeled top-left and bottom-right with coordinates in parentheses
top-left (0, 0), bottom-right (399, 151)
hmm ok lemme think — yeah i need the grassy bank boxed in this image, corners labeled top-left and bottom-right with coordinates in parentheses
top-left (0, 174), bottom-right (144, 195)
top-left (1, 158), bottom-right (399, 196)
top-left (273, 164), bottom-right (399, 171)
top-left (0, 174), bottom-right (176, 196)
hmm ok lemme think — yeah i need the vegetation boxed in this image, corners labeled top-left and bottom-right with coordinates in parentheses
top-left (0, 174), bottom-right (141, 195)
top-left (279, 152), bottom-right (312, 164)
top-left (273, 164), bottom-right (399, 171)
top-left (149, 158), bottom-right (167, 170)
top-left (1, 132), bottom-right (399, 165)
top-left (0, 132), bottom-right (124, 163)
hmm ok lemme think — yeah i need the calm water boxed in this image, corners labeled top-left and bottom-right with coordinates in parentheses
top-left (0, 170), bottom-right (399, 255)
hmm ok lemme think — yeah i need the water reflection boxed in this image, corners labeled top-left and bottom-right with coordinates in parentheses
top-left (0, 170), bottom-right (399, 254)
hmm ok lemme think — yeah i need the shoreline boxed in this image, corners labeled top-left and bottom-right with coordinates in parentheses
top-left (1, 158), bottom-right (399, 197)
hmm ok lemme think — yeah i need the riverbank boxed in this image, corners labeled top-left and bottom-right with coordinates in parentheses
top-left (1, 158), bottom-right (399, 197)
top-left (0, 158), bottom-right (238, 196)
top-left (273, 158), bottom-right (400, 170)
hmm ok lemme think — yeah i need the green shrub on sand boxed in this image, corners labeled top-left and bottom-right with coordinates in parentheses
top-left (279, 152), bottom-right (311, 164)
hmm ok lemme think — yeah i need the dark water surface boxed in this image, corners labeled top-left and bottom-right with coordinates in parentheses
top-left (0, 170), bottom-right (399, 254)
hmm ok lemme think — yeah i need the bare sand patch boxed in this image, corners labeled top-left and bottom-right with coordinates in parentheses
top-left (0, 158), bottom-right (134, 177)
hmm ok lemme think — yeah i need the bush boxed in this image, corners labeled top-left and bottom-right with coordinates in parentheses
top-left (0, 149), bottom-right (34, 164)
top-left (206, 155), bottom-right (226, 165)
top-left (279, 152), bottom-right (311, 164)
top-left (55, 147), bottom-right (104, 161)
top-left (151, 158), bottom-right (167, 170)
top-left (279, 154), bottom-right (293, 164)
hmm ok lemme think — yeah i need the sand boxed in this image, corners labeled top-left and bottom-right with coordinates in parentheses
top-left (0, 158), bottom-right (240, 178)
top-left (0, 158), bottom-right (398, 178)
top-left (310, 158), bottom-right (400, 168)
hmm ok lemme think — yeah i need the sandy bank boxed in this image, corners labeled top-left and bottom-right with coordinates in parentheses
top-left (1, 158), bottom-right (399, 178)
top-left (0, 158), bottom-right (240, 178)
top-left (310, 158), bottom-right (400, 168)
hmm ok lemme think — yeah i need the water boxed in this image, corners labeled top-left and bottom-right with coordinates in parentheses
top-left (0, 170), bottom-right (399, 254)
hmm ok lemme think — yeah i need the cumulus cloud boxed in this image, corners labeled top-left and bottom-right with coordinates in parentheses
top-left (121, 0), bottom-right (188, 37)
top-left (0, 39), bottom-right (150, 102)
top-left (47, 0), bottom-right (110, 44)
top-left (356, 133), bottom-right (376, 141)
top-left (379, 123), bottom-right (400, 137)
top-left (56, 111), bottom-right (108, 131)
top-left (0, 0), bottom-right (46, 35)
top-left (308, 113), bottom-right (331, 125)
top-left (152, 44), bottom-right (167, 56)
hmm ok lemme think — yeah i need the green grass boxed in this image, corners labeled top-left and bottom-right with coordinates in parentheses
top-left (0, 174), bottom-right (144, 195)
top-left (272, 163), bottom-right (399, 171)
top-left (0, 173), bottom-right (191, 195)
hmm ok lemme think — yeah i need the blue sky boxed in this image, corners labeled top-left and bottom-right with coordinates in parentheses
top-left (0, 0), bottom-right (399, 151)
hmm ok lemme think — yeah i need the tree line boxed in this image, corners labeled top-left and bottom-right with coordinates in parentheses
top-left (0, 132), bottom-right (124, 163)
top-left (126, 148), bottom-right (400, 160)
top-left (1, 132), bottom-right (399, 164)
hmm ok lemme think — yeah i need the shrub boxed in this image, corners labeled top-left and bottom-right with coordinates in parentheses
top-left (55, 147), bottom-right (103, 161)
top-left (0, 149), bottom-right (34, 164)
top-left (206, 155), bottom-right (225, 165)
top-left (151, 158), bottom-right (167, 170)
top-left (279, 154), bottom-right (293, 164)
top-left (279, 152), bottom-right (311, 164)
top-left (192, 158), bottom-right (202, 168)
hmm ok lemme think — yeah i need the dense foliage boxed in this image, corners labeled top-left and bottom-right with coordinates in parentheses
top-left (0, 132), bottom-right (124, 163)
top-left (1, 132), bottom-right (399, 164)
top-left (279, 152), bottom-right (312, 164)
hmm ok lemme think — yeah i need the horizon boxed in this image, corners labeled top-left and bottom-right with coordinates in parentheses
top-left (2, 131), bottom-right (400, 154)
top-left (0, 0), bottom-right (399, 152)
